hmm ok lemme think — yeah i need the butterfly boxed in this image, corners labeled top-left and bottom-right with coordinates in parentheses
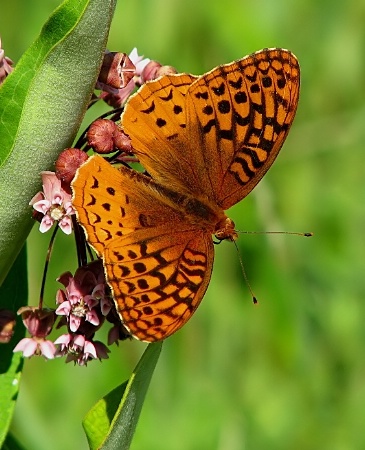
top-left (72, 48), bottom-right (300, 342)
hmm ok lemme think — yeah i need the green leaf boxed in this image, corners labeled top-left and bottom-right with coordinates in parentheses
top-left (2, 432), bottom-right (27, 450)
top-left (83, 342), bottom-right (163, 450)
top-left (82, 381), bottom-right (129, 448)
top-left (0, 0), bottom-right (117, 286)
top-left (0, 247), bottom-right (27, 447)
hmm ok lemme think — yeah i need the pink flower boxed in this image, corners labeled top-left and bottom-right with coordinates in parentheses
top-left (97, 51), bottom-right (136, 93)
top-left (16, 306), bottom-right (56, 337)
top-left (30, 171), bottom-right (75, 234)
top-left (56, 270), bottom-right (101, 332)
top-left (14, 337), bottom-right (56, 359)
top-left (54, 333), bottom-right (109, 365)
top-left (130, 47), bottom-right (151, 78)
top-left (13, 307), bottom-right (57, 359)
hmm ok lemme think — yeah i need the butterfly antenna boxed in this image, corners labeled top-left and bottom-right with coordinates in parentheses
top-left (232, 231), bottom-right (313, 305)
top-left (236, 230), bottom-right (313, 237)
top-left (233, 240), bottom-right (258, 305)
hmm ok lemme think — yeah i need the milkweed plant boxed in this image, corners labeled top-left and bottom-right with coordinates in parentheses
top-left (0, 1), bottom-right (166, 448)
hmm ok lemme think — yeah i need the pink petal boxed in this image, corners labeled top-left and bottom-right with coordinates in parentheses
top-left (32, 199), bottom-right (51, 214)
top-left (39, 215), bottom-right (54, 233)
top-left (39, 340), bottom-right (57, 359)
top-left (84, 294), bottom-right (98, 309)
top-left (83, 340), bottom-right (97, 359)
top-left (67, 278), bottom-right (83, 302)
top-left (117, 81), bottom-right (135, 102)
top-left (86, 310), bottom-right (100, 326)
top-left (55, 301), bottom-right (71, 316)
top-left (29, 191), bottom-right (44, 206)
top-left (13, 338), bottom-right (38, 357)
top-left (57, 272), bottom-right (73, 288)
top-left (129, 48), bottom-right (150, 73)
top-left (41, 171), bottom-right (62, 200)
top-left (51, 193), bottom-right (63, 205)
top-left (54, 333), bottom-right (72, 346)
top-left (77, 270), bottom-right (97, 293)
top-left (93, 341), bottom-right (110, 359)
top-left (91, 284), bottom-right (105, 299)
top-left (59, 216), bottom-right (73, 235)
top-left (108, 325), bottom-right (120, 345)
top-left (64, 201), bottom-right (75, 215)
top-left (56, 289), bottom-right (67, 305)
top-left (100, 297), bottom-right (112, 316)
top-left (73, 334), bottom-right (85, 348)
top-left (69, 315), bottom-right (81, 332)
top-left (128, 48), bottom-right (140, 63)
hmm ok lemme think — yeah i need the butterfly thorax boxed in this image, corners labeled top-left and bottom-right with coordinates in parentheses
top-left (214, 217), bottom-right (238, 242)
top-left (156, 180), bottom-right (237, 241)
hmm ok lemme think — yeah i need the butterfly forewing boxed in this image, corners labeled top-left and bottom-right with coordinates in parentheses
top-left (186, 48), bottom-right (300, 210)
top-left (123, 49), bottom-right (299, 208)
top-left (121, 73), bottom-right (199, 194)
top-left (72, 155), bottom-right (184, 255)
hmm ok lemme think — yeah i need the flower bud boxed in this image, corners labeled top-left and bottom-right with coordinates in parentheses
top-left (17, 307), bottom-right (56, 338)
top-left (56, 148), bottom-right (88, 187)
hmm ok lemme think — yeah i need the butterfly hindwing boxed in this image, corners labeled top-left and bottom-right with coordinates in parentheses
top-left (103, 227), bottom-right (214, 341)
top-left (72, 155), bottom-right (214, 341)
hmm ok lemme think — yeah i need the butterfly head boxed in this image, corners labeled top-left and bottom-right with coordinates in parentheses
top-left (214, 217), bottom-right (238, 242)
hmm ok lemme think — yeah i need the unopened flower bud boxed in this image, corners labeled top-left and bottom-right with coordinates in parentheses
top-left (87, 119), bottom-right (117, 154)
top-left (141, 61), bottom-right (177, 83)
top-left (17, 307), bottom-right (56, 338)
top-left (113, 128), bottom-right (133, 153)
top-left (154, 65), bottom-right (178, 78)
top-left (55, 148), bottom-right (88, 187)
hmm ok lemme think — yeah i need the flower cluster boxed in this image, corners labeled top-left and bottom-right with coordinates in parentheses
top-left (11, 46), bottom-right (174, 365)
top-left (54, 262), bottom-right (114, 365)
top-left (14, 262), bottom-right (130, 365)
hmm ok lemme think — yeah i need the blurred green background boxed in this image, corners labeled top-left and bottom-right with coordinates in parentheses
top-left (2, 0), bottom-right (365, 449)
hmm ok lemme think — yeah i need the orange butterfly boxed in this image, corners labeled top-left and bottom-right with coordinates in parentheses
top-left (72, 48), bottom-right (300, 342)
